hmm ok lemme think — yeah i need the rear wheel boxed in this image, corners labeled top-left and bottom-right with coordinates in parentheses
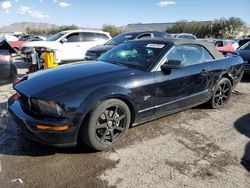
top-left (82, 99), bottom-right (131, 151)
top-left (209, 78), bottom-right (232, 109)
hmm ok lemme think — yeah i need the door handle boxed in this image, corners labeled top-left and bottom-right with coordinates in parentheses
top-left (76, 45), bottom-right (81, 47)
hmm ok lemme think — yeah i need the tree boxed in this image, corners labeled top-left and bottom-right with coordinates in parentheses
top-left (102, 24), bottom-right (120, 37)
top-left (211, 17), bottom-right (245, 38)
top-left (166, 21), bottom-right (210, 38)
top-left (166, 17), bottom-right (246, 39)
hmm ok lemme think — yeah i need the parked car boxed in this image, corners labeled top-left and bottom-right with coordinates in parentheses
top-left (171, 33), bottom-right (197, 40)
top-left (214, 39), bottom-right (235, 52)
top-left (0, 35), bottom-right (18, 41)
top-left (22, 30), bottom-right (111, 63)
top-left (0, 40), bottom-right (17, 86)
top-left (236, 41), bottom-right (250, 74)
top-left (0, 35), bottom-right (25, 52)
top-left (8, 41), bottom-right (26, 52)
top-left (8, 38), bottom-right (244, 151)
top-left (231, 40), bottom-right (239, 50)
top-left (85, 31), bottom-right (171, 60)
top-left (239, 38), bottom-right (250, 47)
top-left (19, 35), bottom-right (46, 42)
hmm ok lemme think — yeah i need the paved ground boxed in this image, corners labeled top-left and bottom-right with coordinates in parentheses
top-left (0, 59), bottom-right (250, 188)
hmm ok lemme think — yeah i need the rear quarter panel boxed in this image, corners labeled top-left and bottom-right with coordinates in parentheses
top-left (208, 55), bottom-right (244, 91)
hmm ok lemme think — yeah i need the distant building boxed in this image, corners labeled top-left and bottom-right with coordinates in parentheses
top-left (126, 21), bottom-right (212, 32)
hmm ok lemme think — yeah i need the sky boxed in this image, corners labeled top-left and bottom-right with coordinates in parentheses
top-left (0, 0), bottom-right (249, 28)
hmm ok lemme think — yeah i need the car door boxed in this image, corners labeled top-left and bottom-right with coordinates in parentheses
top-left (154, 44), bottom-right (214, 115)
top-left (80, 32), bottom-right (102, 59)
top-left (60, 32), bottom-right (82, 61)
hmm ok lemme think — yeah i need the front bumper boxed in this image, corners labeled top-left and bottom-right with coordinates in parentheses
top-left (8, 95), bottom-right (77, 147)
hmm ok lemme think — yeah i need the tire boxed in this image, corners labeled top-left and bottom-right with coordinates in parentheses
top-left (82, 99), bottom-right (131, 151)
top-left (209, 77), bottom-right (232, 109)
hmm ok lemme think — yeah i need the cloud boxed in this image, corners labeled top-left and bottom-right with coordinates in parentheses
top-left (53, 0), bottom-right (58, 3)
top-left (17, 6), bottom-right (49, 19)
top-left (40, 0), bottom-right (44, 3)
top-left (157, 1), bottom-right (176, 8)
top-left (58, 2), bottom-right (70, 8)
top-left (0, 1), bottom-right (12, 12)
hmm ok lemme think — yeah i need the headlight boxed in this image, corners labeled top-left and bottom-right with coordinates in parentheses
top-left (33, 99), bottom-right (63, 117)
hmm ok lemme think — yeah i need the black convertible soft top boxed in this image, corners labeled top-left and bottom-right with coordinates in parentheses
top-left (134, 38), bottom-right (225, 60)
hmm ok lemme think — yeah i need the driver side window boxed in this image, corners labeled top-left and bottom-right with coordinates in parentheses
top-left (165, 45), bottom-right (214, 66)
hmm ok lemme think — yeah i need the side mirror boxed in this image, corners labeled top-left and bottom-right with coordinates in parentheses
top-left (60, 38), bottom-right (67, 43)
top-left (161, 59), bottom-right (183, 72)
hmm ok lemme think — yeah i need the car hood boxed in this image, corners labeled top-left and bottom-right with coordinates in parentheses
top-left (22, 41), bottom-right (56, 48)
top-left (15, 61), bottom-right (132, 99)
top-left (88, 45), bottom-right (114, 53)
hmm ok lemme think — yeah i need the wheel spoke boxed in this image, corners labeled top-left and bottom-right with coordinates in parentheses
top-left (221, 83), bottom-right (226, 91)
top-left (112, 106), bottom-right (118, 119)
top-left (219, 98), bottom-right (223, 105)
top-left (223, 88), bottom-right (229, 93)
top-left (104, 111), bottom-right (111, 121)
top-left (215, 93), bottom-right (221, 97)
top-left (114, 126), bottom-right (124, 132)
top-left (216, 98), bottom-right (221, 106)
top-left (116, 114), bottom-right (125, 121)
top-left (97, 123), bottom-right (108, 129)
top-left (110, 129), bottom-right (114, 142)
top-left (222, 95), bottom-right (228, 99)
top-left (101, 128), bottom-right (109, 142)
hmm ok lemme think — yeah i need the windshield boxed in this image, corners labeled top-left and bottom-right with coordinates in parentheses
top-left (98, 41), bottom-right (168, 71)
top-left (105, 33), bottom-right (137, 45)
top-left (239, 41), bottom-right (250, 50)
top-left (47, 32), bottom-right (66, 41)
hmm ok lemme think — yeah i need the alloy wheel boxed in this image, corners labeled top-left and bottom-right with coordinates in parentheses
top-left (95, 105), bottom-right (126, 145)
top-left (214, 81), bottom-right (230, 107)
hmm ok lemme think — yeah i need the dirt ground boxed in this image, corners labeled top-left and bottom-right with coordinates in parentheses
top-left (0, 59), bottom-right (250, 188)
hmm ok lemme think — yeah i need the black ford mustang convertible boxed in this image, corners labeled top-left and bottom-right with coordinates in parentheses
top-left (8, 39), bottom-right (244, 151)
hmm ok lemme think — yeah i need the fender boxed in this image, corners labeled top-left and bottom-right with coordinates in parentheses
top-left (75, 85), bottom-right (139, 130)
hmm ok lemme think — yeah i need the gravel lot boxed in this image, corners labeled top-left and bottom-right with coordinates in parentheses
top-left (0, 59), bottom-right (250, 188)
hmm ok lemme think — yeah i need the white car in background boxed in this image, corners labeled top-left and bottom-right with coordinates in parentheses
top-left (0, 35), bottom-right (19, 41)
top-left (171, 33), bottom-right (197, 40)
top-left (22, 29), bottom-right (111, 63)
top-left (231, 40), bottom-right (239, 50)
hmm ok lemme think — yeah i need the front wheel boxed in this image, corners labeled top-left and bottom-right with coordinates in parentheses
top-left (209, 78), bottom-right (232, 109)
top-left (82, 99), bottom-right (131, 151)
